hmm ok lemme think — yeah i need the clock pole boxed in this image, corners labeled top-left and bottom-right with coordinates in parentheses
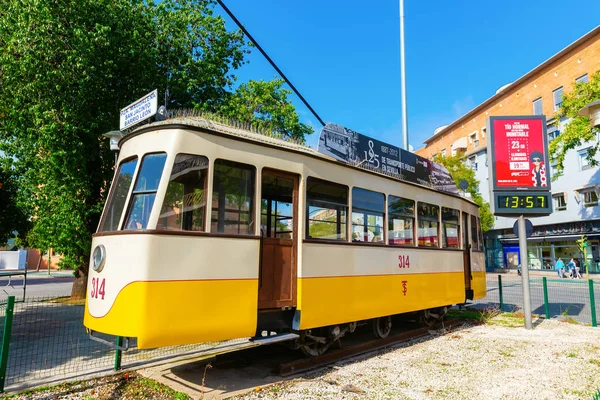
top-left (518, 215), bottom-right (533, 329)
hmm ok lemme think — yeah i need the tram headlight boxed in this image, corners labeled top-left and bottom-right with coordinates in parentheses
top-left (92, 245), bottom-right (106, 273)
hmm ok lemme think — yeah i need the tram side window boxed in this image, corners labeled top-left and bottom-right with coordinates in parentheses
top-left (123, 153), bottom-right (168, 230)
top-left (352, 187), bottom-right (384, 243)
top-left (211, 159), bottom-right (255, 235)
top-left (417, 202), bottom-right (439, 247)
top-left (477, 216), bottom-right (484, 251)
top-left (157, 154), bottom-right (208, 231)
top-left (389, 196), bottom-right (414, 245)
top-left (471, 215), bottom-right (479, 251)
top-left (306, 177), bottom-right (347, 241)
top-left (441, 207), bottom-right (460, 248)
top-left (98, 157), bottom-right (138, 232)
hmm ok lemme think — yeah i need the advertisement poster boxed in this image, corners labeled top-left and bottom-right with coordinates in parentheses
top-left (318, 123), bottom-right (458, 194)
top-left (489, 116), bottom-right (550, 190)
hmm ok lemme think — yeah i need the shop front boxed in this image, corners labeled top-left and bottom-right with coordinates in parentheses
top-left (485, 220), bottom-right (600, 273)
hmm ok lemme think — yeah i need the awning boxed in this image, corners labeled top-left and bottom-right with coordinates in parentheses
top-left (500, 233), bottom-right (600, 243)
top-left (452, 137), bottom-right (468, 150)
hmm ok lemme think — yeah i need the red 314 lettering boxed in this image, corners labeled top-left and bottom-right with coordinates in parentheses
top-left (90, 277), bottom-right (106, 300)
top-left (398, 255), bottom-right (410, 268)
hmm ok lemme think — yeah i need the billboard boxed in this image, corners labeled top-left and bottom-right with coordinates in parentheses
top-left (487, 115), bottom-right (552, 216)
top-left (488, 116), bottom-right (551, 191)
top-left (318, 123), bottom-right (458, 194)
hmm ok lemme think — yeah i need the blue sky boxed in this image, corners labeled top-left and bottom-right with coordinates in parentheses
top-left (217, 0), bottom-right (600, 151)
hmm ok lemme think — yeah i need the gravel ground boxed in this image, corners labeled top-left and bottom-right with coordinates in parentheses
top-left (236, 316), bottom-right (600, 400)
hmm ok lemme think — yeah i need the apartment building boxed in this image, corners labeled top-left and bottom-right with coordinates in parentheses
top-left (415, 26), bottom-right (600, 272)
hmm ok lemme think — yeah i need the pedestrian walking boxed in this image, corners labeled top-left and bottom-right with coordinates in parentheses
top-left (568, 258), bottom-right (576, 279)
top-left (555, 257), bottom-right (565, 278)
top-left (574, 259), bottom-right (582, 279)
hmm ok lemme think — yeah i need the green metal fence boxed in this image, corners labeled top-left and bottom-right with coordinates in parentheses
top-left (473, 274), bottom-right (600, 326)
top-left (0, 296), bottom-right (250, 393)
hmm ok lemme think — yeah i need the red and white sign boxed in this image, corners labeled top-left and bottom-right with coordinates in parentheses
top-left (491, 117), bottom-right (549, 189)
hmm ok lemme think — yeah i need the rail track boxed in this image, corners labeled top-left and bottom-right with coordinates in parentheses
top-left (277, 318), bottom-right (469, 377)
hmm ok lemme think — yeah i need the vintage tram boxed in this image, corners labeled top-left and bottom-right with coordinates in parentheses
top-left (84, 116), bottom-right (486, 355)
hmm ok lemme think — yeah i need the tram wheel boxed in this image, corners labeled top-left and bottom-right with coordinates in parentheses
top-left (372, 316), bottom-right (392, 338)
top-left (299, 330), bottom-right (329, 357)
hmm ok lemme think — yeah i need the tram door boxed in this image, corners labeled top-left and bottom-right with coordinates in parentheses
top-left (258, 170), bottom-right (298, 309)
top-left (462, 213), bottom-right (473, 298)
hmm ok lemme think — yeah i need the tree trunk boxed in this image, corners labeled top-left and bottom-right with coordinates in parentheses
top-left (71, 267), bottom-right (88, 300)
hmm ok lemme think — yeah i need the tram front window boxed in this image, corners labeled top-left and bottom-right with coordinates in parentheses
top-left (98, 157), bottom-right (138, 232)
top-left (123, 153), bottom-right (167, 230)
top-left (306, 177), bottom-right (347, 241)
top-left (158, 154), bottom-right (208, 231)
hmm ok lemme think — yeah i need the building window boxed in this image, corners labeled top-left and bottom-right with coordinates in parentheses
top-left (532, 98), bottom-right (543, 115)
top-left (548, 127), bottom-right (561, 141)
top-left (552, 193), bottom-right (566, 211)
top-left (124, 153), bottom-right (168, 231)
top-left (467, 155), bottom-right (477, 171)
top-left (468, 131), bottom-right (479, 148)
top-left (582, 190), bottom-right (599, 207)
top-left (211, 159), bottom-right (256, 235)
top-left (158, 154), bottom-right (209, 231)
top-left (481, 126), bottom-right (486, 138)
top-left (441, 148), bottom-right (447, 157)
top-left (431, 153), bottom-right (437, 160)
top-left (576, 74), bottom-right (589, 84)
top-left (579, 148), bottom-right (592, 170)
top-left (352, 187), bottom-right (384, 243)
top-left (417, 202), bottom-right (439, 247)
top-left (306, 177), bottom-right (348, 240)
top-left (553, 87), bottom-right (563, 111)
top-left (389, 196), bottom-right (415, 246)
top-left (550, 158), bottom-right (559, 177)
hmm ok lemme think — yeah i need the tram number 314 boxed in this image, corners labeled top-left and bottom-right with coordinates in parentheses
top-left (398, 255), bottom-right (410, 268)
top-left (90, 277), bottom-right (106, 300)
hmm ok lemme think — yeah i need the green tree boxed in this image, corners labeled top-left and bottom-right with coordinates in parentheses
top-left (219, 79), bottom-right (313, 141)
top-left (433, 154), bottom-right (494, 232)
top-left (0, 0), bottom-right (257, 298)
top-left (549, 70), bottom-right (600, 179)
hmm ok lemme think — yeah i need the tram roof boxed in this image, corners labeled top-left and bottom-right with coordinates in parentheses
top-left (126, 115), bottom-right (477, 205)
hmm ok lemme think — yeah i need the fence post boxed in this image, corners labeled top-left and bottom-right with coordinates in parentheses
top-left (589, 280), bottom-right (597, 328)
top-left (114, 336), bottom-right (123, 370)
top-left (0, 296), bottom-right (15, 393)
top-left (543, 277), bottom-right (549, 320)
top-left (498, 275), bottom-right (503, 312)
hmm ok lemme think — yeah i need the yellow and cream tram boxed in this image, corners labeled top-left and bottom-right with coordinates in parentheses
top-left (84, 116), bottom-right (486, 355)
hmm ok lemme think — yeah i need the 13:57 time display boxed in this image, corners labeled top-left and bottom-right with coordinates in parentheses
top-left (495, 193), bottom-right (552, 214)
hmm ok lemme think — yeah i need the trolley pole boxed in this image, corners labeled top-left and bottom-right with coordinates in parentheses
top-left (399, 0), bottom-right (408, 150)
top-left (518, 215), bottom-right (533, 329)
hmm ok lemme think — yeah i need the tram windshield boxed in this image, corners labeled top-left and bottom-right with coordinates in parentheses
top-left (98, 158), bottom-right (138, 232)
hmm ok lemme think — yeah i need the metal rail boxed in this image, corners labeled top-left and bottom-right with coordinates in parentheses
top-left (278, 319), bottom-right (468, 377)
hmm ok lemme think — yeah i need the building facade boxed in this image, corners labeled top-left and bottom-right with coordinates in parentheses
top-left (416, 26), bottom-right (600, 273)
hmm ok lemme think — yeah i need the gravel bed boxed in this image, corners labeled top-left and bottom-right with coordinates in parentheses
top-left (237, 317), bottom-right (600, 400)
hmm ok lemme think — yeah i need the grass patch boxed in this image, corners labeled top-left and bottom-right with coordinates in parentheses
top-left (447, 307), bottom-right (501, 324)
top-left (42, 296), bottom-right (85, 306)
top-left (589, 359), bottom-right (600, 366)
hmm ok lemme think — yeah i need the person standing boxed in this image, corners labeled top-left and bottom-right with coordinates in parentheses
top-left (555, 257), bottom-right (565, 278)
top-left (567, 258), bottom-right (576, 279)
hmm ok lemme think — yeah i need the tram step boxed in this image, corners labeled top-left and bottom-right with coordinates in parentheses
top-left (250, 333), bottom-right (299, 345)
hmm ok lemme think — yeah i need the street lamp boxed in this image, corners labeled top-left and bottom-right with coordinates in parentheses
top-left (102, 130), bottom-right (123, 167)
top-left (578, 99), bottom-right (600, 128)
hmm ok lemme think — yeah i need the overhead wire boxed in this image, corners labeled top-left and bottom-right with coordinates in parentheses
top-left (215, 0), bottom-right (326, 127)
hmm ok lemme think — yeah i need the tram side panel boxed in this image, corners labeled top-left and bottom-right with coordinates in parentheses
top-left (297, 243), bottom-right (465, 330)
top-left (84, 234), bottom-right (259, 349)
top-left (470, 250), bottom-right (487, 300)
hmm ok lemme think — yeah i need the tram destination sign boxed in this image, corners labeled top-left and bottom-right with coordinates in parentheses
top-left (318, 123), bottom-right (458, 194)
top-left (487, 115), bottom-right (552, 216)
top-left (119, 89), bottom-right (158, 130)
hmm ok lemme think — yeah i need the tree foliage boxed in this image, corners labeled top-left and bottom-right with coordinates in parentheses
top-left (433, 154), bottom-right (494, 232)
top-left (0, 0), bottom-right (311, 298)
top-left (549, 70), bottom-right (600, 179)
top-left (219, 79), bottom-right (313, 141)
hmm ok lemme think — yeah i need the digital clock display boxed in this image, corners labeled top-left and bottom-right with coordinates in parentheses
top-left (494, 192), bottom-right (552, 215)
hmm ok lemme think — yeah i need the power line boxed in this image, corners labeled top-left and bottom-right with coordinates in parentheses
top-left (216, 0), bottom-right (326, 127)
